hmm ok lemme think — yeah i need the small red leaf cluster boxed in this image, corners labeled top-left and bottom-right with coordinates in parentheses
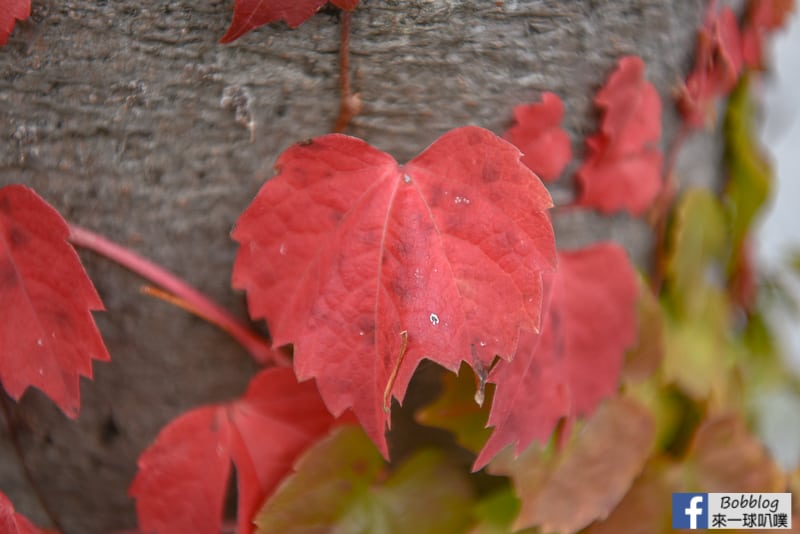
top-left (130, 367), bottom-right (347, 534)
top-left (221, 0), bottom-right (359, 43)
top-left (0, 185), bottom-right (109, 418)
top-left (678, 2), bottom-right (743, 128)
top-left (575, 56), bottom-right (663, 215)
top-left (505, 57), bottom-right (663, 216)
top-left (503, 92), bottom-right (572, 183)
top-left (0, 0), bottom-right (29, 46)
top-left (741, 0), bottom-right (795, 69)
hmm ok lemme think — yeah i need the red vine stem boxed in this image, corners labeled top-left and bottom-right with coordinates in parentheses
top-left (67, 225), bottom-right (289, 367)
top-left (0, 395), bottom-right (65, 533)
top-left (332, 10), bottom-right (361, 133)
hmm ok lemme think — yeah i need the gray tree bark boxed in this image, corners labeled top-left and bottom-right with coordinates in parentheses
top-left (0, 0), bottom-right (717, 531)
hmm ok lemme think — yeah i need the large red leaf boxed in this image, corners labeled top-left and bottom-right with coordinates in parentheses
top-left (0, 185), bottom-right (109, 418)
top-left (677, 2), bottom-right (743, 128)
top-left (0, 0), bottom-right (29, 46)
top-left (232, 126), bottom-right (556, 455)
top-left (0, 491), bottom-right (39, 534)
top-left (503, 92), bottom-right (572, 183)
top-left (220, 0), bottom-right (359, 43)
top-left (575, 56), bottom-right (663, 215)
top-left (475, 243), bottom-right (638, 469)
top-left (129, 367), bottom-right (343, 534)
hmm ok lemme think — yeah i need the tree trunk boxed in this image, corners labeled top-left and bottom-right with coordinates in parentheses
top-left (0, 0), bottom-right (717, 531)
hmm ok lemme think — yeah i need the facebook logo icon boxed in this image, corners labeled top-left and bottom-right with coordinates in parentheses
top-left (673, 493), bottom-right (709, 529)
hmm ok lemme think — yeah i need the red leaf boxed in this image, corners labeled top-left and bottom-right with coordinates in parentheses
top-left (504, 92), bottom-right (572, 182)
top-left (475, 243), bottom-right (638, 469)
top-left (130, 367), bottom-right (343, 534)
top-left (0, 491), bottom-right (39, 534)
top-left (0, 0), bottom-right (29, 46)
top-left (677, 2), bottom-right (743, 128)
top-left (742, 0), bottom-right (795, 69)
top-left (0, 185), bottom-right (109, 418)
top-left (232, 126), bottom-right (556, 456)
top-left (575, 56), bottom-right (663, 215)
top-left (220, 0), bottom-right (359, 43)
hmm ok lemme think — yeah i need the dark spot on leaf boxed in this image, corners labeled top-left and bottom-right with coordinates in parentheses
top-left (357, 318), bottom-right (375, 343)
top-left (390, 278), bottom-right (409, 301)
top-left (8, 227), bottom-right (28, 249)
top-left (426, 183), bottom-right (443, 207)
top-left (465, 129), bottom-right (484, 146)
top-left (0, 196), bottom-right (10, 213)
top-left (550, 309), bottom-right (565, 358)
top-left (0, 259), bottom-right (18, 290)
top-left (54, 310), bottom-right (71, 326)
top-left (481, 162), bottom-right (501, 183)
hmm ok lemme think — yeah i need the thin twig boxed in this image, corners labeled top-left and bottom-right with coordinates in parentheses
top-left (383, 331), bottom-right (408, 413)
top-left (332, 10), bottom-right (361, 132)
top-left (0, 395), bottom-right (65, 533)
top-left (68, 224), bottom-right (289, 367)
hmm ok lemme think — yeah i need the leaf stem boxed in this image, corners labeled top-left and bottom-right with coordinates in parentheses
top-left (67, 225), bottom-right (289, 367)
top-left (332, 10), bottom-right (361, 132)
top-left (0, 394), bottom-right (65, 533)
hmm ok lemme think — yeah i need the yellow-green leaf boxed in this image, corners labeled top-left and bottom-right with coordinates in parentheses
top-left (256, 426), bottom-right (474, 534)
top-left (468, 487), bottom-right (525, 534)
top-left (665, 188), bottom-right (727, 315)
top-left (416, 363), bottom-right (493, 455)
top-left (661, 294), bottom-right (734, 403)
top-left (723, 74), bottom-right (772, 262)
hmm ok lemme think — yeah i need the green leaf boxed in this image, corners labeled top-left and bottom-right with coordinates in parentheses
top-left (661, 290), bottom-right (735, 402)
top-left (255, 426), bottom-right (474, 534)
top-left (468, 487), bottom-right (525, 534)
top-left (415, 362), bottom-right (493, 454)
top-left (723, 74), bottom-right (772, 264)
top-left (665, 188), bottom-right (728, 315)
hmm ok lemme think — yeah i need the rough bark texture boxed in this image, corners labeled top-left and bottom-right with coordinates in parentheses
top-left (0, 0), bottom-right (718, 531)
